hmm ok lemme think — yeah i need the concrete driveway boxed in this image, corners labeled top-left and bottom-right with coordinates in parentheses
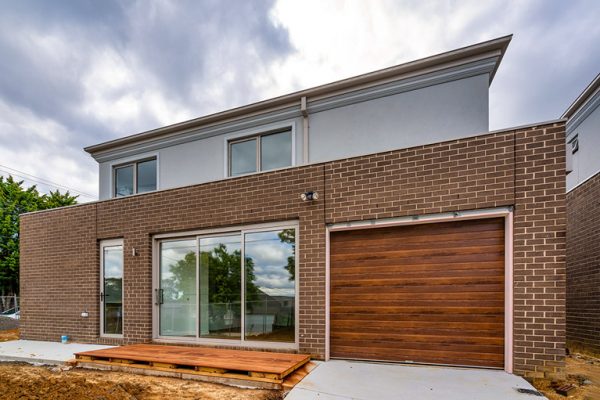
top-left (285, 360), bottom-right (546, 400)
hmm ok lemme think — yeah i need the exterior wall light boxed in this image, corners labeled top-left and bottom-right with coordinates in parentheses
top-left (300, 191), bottom-right (319, 201)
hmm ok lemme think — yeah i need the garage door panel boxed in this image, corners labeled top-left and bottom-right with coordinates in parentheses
top-left (331, 312), bottom-right (505, 323)
top-left (331, 305), bottom-right (503, 315)
top-left (331, 319), bottom-right (504, 331)
top-left (331, 328), bottom-right (505, 341)
top-left (332, 220), bottom-right (504, 242)
top-left (331, 291), bottom-right (504, 302)
top-left (332, 338), bottom-right (504, 354)
top-left (331, 260), bottom-right (504, 275)
top-left (332, 283), bottom-right (505, 295)
top-left (331, 346), bottom-right (504, 368)
top-left (331, 252), bottom-right (504, 268)
top-left (331, 267), bottom-right (504, 282)
top-left (333, 229), bottom-right (504, 248)
top-left (330, 218), bottom-right (505, 368)
top-left (332, 237), bottom-right (504, 255)
top-left (331, 298), bottom-right (504, 308)
top-left (330, 245), bottom-right (504, 262)
top-left (331, 276), bottom-right (504, 289)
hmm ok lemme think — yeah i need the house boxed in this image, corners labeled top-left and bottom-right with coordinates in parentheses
top-left (19, 35), bottom-right (567, 379)
top-left (563, 73), bottom-right (600, 356)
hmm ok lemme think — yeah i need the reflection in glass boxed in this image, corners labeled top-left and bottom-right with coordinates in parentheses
top-left (199, 235), bottom-right (242, 339)
top-left (230, 139), bottom-right (257, 176)
top-left (137, 159), bottom-right (157, 193)
top-left (103, 245), bottom-right (123, 335)
top-left (160, 239), bottom-right (197, 336)
top-left (114, 165), bottom-right (134, 197)
top-left (261, 131), bottom-right (292, 171)
top-left (244, 229), bottom-right (295, 342)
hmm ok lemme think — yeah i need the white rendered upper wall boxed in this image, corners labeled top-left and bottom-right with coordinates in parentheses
top-left (90, 36), bottom-right (513, 200)
top-left (97, 73), bottom-right (490, 200)
top-left (566, 96), bottom-right (600, 192)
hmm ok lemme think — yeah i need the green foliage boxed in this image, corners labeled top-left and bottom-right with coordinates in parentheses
top-left (278, 228), bottom-right (296, 281)
top-left (0, 175), bottom-right (78, 295)
top-left (161, 243), bottom-right (261, 313)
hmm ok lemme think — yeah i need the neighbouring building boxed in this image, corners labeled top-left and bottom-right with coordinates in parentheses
top-left (19, 35), bottom-right (567, 379)
top-left (564, 73), bottom-right (600, 356)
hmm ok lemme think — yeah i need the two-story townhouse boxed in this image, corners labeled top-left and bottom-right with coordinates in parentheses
top-left (563, 73), bottom-right (600, 356)
top-left (19, 35), bottom-right (567, 379)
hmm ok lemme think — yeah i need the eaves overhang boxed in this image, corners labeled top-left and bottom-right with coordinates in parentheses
top-left (562, 73), bottom-right (600, 135)
top-left (84, 35), bottom-right (512, 159)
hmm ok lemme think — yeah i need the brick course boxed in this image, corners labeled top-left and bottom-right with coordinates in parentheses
top-left (20, 121), bottom-right (566, 378)
top-left (566, 171), bottom-right (600, 356)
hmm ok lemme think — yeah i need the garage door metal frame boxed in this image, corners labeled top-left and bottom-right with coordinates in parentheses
top-left (325, 206), bottom-right (514, 373)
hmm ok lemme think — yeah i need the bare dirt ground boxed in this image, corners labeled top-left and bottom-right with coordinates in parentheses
top-left (0, 362), bottom-right (283, 400)
top-left (0, 329), bottom-right (281, 399)
top-left (533, 353), bottom-right (600, 400)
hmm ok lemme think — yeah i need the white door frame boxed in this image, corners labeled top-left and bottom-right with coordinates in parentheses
top-left (325, 206), bottom-right (514, 373)
top-left (100, 238), bottom-right (125, 339)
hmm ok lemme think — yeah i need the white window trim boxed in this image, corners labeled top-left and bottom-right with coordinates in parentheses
top-left (109, 152), bottom-right (160, 198)
top-left (152, 220), bottom-right (299, 351)
top-left (222, 121), bottom-right (296, 178)
top-left (100, 238), bottom-right (125, 339)
top-left (325, 207), bottom-right (514, 374)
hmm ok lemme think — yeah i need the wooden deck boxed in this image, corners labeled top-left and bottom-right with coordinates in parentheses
top-left (74, 344), bottom-right (310, 388)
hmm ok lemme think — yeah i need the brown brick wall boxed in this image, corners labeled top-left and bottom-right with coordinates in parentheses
top-left (20, 121), bottom-right (566, 378)
top-left (566, 172), bottom-right (600, 356)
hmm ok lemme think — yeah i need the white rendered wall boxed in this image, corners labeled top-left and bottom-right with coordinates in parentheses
top-left (566, 103), bottom-right (600, 192)
top-left (97, 74), bottom-right (489, 200)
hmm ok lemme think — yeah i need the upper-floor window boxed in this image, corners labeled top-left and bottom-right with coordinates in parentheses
top-left (114, 158), bottom-right (157, 197)
top-left (228, 129), bottom-right (292, 177)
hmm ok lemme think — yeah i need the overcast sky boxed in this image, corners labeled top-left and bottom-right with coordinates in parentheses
top-left (0, 0), bottom-right (598, 201)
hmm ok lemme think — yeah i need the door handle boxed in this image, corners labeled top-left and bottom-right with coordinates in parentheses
top-left (155, 289), bottom-right (164, 305)
top-left (100, 292), bottom-right (109, 302)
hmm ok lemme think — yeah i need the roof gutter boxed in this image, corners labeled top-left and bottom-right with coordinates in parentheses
top-left (562, 73), bottom-right (600, 119)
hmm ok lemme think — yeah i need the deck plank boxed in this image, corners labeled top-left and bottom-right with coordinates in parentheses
top-left (75, 344), bottom-right (310, 376)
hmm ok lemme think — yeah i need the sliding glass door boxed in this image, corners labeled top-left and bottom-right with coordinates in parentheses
top-left (159, 239), bottom-right (197, 337)
top-left (156, 225), bottom-right (297, 346)
top-left (199, 235), bottom-right (242, 339)
top-left (244, 229), bottom-right (296, 342)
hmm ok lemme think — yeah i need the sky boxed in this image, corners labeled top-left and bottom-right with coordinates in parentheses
top-left (0, 0), bottom-right (599, 202)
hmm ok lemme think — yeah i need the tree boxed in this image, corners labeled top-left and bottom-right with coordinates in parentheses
top-left (278, 228), bottom-right (296, 281)
top-left (0, 176), bottom-right (77, 296)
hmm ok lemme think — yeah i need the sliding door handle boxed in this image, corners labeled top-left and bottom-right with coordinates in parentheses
top-left (154, 289), bottom-right (164, 305)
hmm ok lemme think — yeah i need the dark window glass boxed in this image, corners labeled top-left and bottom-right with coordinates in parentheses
top-left (103, 245), bottom-right (123, 335)
top-left (230, 139), bottom-right (257, 176)
top-left (114, 165), bottom-right (134, 197)
top-left (261, 131), bottom-right (292, 171)
top-left (137, 159), bottom-right (157, 193)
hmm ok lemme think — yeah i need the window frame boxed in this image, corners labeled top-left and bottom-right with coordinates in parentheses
top-left (112, 156), bottom-right (158, 198)
top-left (152, 220), bottom-right (299, 350)
top-left (227, 127), bottom-right (295, 177)
top-left (100, 238), bottom-right (125, 339)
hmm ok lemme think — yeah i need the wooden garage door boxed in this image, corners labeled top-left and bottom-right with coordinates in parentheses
top-left (330, 218), bottom-right (505, 368)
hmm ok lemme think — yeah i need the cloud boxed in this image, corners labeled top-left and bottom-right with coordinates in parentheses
top-left (269, 0), bottom-right (600, 129)
top-left (0, 0), bottom-right (598, 201)
top-left (0, 0), bottom-right (291, 200)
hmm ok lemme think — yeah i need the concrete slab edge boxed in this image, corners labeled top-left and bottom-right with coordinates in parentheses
top-left (0, 355), bottom-right (63, 365)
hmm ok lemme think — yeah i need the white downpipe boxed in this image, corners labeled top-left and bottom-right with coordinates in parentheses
top-left (301, 96), bottom-right (309, 164)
